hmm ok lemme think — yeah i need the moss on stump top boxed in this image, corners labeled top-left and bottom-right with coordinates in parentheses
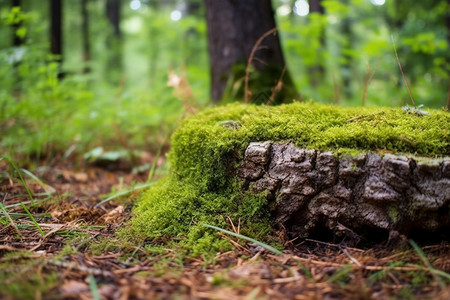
top-left (170, 102), bottom-right (448, 186)
top-left (174, 101), bottom-right (448, 157)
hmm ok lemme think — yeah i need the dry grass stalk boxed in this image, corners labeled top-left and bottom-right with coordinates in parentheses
top-left (446, 79), bottom-right (450, 110)
top-left (244, 27), bottom-right (278, 103)
top-left (332, 72), bottom-right (340, 104)
top-left (391, 35), bottom-right (416, 108)
top-left (266, 66), bottom-right (287, 105)
top-left (167, 70), bottom-right (197, 114)
top-left (361, 60), bottom-right (377, 106)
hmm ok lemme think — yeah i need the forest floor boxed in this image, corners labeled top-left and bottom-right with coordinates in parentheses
top-left (1, 154), bottom-right (450, 300)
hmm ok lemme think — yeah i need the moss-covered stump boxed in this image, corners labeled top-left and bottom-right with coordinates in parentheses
top-left (130, 102), bottom-right (450, 252)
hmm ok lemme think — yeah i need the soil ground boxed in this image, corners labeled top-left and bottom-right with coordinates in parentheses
top-left (1, 155), bottom-right (449, 300)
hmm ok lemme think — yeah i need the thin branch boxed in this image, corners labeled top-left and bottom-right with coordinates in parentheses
top-left (361, 60), bottom-right (377, 106)
top-left (244, 27), bottom-right (278, 103)
top-left (267, 66), bottom-right (287, 105)
top-left (446, 79), bottom-right (450, 110)
top-left (391, 35), bottom-right (416, 108)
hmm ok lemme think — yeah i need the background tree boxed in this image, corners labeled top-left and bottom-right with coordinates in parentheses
top-left (204, 0), bottom-right (298, 104)
top-left (105, 0), bottom-right (122, 83)
top-left (50, 0), bottom-right (63, 78)
top-left (11, 0), bottom-right (24, 47)
top-left (81, 0), bottom-right (91, 74)
top-left (308, 0), bottom-right (325, 87)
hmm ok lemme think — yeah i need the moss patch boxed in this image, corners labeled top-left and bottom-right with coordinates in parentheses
top-left (126, 102), bottom-right (449, 255)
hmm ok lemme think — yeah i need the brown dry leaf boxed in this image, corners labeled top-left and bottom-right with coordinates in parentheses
top-left (60, 169), bottom-right (75, 181)
top-left (229, 262), bottom-right (272, 279)
top-left (61, 280), bottom-right (90, 295)
top-left (167, 70), bottom-right (197, 114)
top-left (74, 172), bottom-right (89, 183)
top-left (102, 205), bottom-right (124, 223)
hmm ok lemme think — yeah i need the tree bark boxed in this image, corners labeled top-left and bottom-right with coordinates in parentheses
top-left (204, 0), bottom-right (297, 103)
top-left (50, 0), bottom-right (64, 78)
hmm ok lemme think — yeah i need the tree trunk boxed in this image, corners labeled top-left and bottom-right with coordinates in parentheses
top-left (81, 0), bottom-right (91, 74)
top-left (50, 0), bottom-right (64, 78)
top-left (204, 0), bottom-right (297, 104)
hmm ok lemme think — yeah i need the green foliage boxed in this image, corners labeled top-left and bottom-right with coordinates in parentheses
top-left (1, 1), bottom-right (448, 158)
top-left (0, 4), bottom-right (207, 157)
top-left (127, 101), bottom-right (448, 255)
top-left (276, 0), bottom-right (449, 108)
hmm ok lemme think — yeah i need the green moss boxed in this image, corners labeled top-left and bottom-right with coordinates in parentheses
top-left (126, 101), bottom-right (449, 255)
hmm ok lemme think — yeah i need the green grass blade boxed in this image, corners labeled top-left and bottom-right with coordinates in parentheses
top-left (4, 198), bottom-right (52, 209)
top-left (203, 224), bottom-right (283, 255)
top-left (94, 182), bottom-right (155, 208)
top-left (147, 134), bottom-right (170, 182)
top-left (1, 156), bottom-right (34, 201)
top-left (88, 274), bottom-right (101, 300)
top-left (20, 168), bottom-right (56, 195)
top-left (0, 202), bottom-right (22, 237)
top-left (20, 203), bottom-right (45, 236)
top-left (409, 239), bottom-right (448, 288)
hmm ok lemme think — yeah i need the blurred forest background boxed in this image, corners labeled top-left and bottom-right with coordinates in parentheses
top-left (1, 0), bottom-right (449, 159)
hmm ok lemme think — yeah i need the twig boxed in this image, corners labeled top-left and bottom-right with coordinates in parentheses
top-left (332, 72), bottom-right (340, 104)
top-left (391, 35), bottom-right (416, 108)
top-left (361, 60), bottom-right (377, 106)
top-left (244, 27), bottom-right (278, 103)
top-left (267, 66), bottom-right (287, 105)
top-left (446, 79), bottom-right (450, 110)
top-left (341, 248), bottom-right (362, 267)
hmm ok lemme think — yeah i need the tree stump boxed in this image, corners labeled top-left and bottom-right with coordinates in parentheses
top-left (130, 102), bottom-right (450, 250)
top-left (238, 142), bottom-right (450, 242)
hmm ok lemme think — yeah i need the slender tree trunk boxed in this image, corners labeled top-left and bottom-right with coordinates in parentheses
top-left (81, 0), bottom-right (91, 74)
top-left (106, 0), bottom-right (121, 39)
top-left (12, 0), bottom-right (24, 46)
top-left (308, 0), bottom-right (325, 87)
top-left (105, 0), bottom-right (122, 83)
top-left (340, 1), bottom-right (353, 99)
top-left (444, 0), bottom-right (450, 109)
top-left (204, 0), bottom-right (297, 104)
top-left (50, 0), bottom-right (64, 78)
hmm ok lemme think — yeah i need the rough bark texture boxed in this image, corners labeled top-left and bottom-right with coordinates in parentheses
top-left (238, 142), bottom-right (450, 242)
top-left (204, 0), bottom-right (297, 103)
